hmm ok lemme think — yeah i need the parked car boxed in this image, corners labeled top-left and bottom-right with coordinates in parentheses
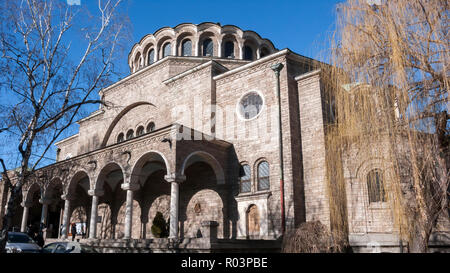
top-left (5, 232), bottom-right (41, 253)
top-left (42, 241), bottom-right (99, 253)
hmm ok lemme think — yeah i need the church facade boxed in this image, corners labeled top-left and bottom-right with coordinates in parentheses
top-left (1, 23), bottom-right (447, 253)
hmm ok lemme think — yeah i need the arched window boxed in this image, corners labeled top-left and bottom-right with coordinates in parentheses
top-left (240, 164), bottom-right (251, 193)
top-left (126, 129), bottom-right (134, 140)
top-left (148, 49), bottom-right (155, 65)
top-left (244, 46), bottom-right (253, 61)
top-left (163, 43), bottom-right (171, 58)
top-left (224, 41), bottom-right (234, 58)
top-left (182, 39), bottom-right (192, 56)
top-left (367, 169), bottom-right (386, 203)
top-left (147, 122), bottom-right (155, 133)
top-left (260, 47), bottom-right (270, 58)
top-left (257, 161), bottom-right (270, 191)
top-left (136, 126), bottom-right (145, 137)
top-left (117, 133), bottom-right (124, 143)
top-left (202, 38), bottom-right (213, 56)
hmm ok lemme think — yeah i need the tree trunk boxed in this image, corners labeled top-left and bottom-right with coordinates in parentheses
top-left (0, 177), bottom-right (25, 253)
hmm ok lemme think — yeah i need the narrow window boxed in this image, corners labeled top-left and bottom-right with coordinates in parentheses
top-left (224, 41), bottom-right (234, 58)
top-left (182, 40), bottom-right (192, 56)
top-left (148, 49), bottom-right (155, 65)
top-left (202, 38), bottom-right (213, 56)
top-left (163, 43), bottom-right (171, 58)
top-left (244, 46), bottom-right (253, 61)
top-left (136, 126), bottom-right (145, 137)
top-left (260, 47), bottom-right (270, 58)
top-left (367, 169), bottom-right (386, 203)
top-left (257, 161), bottom-right (270, 191)
top-left (147, 122), bottom-right (155, 133)
top-left (240, 164), bottom-right (251, 193)
top-left (117, 133), bottom-right (124, 143)
top-left (126, 130), bottom-right (134, 140)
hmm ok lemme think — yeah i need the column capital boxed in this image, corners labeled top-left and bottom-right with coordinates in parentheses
top-left (164, 173), bottom-right (186, 184)
top-left (271, 63), bottom-right (284, 75)
top-left (121, 183), bottom-right (140, 191)
top-left (21, 202), bottom-right (33, 208)
top-left (61, 194), bottom-right (75, 201)
top-left (88, 189), bottom-right (105, 197)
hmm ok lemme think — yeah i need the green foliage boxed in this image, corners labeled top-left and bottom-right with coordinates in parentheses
top-left (151, 212), bottom-right (169, 238)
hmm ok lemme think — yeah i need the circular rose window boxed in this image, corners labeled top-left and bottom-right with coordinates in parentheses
top-left (237, 91), bottom-right (264, 120)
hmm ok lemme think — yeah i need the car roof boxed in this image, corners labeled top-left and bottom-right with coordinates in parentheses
top-left (8, 232), bottom-right (29, 235)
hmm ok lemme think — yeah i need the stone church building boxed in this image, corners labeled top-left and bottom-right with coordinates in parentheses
top-left (1, 23), bottom-right (448, 253)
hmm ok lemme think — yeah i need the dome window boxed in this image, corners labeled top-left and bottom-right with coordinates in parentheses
top-left (163, 43), bottom-right (172, 58)
top-left (136, 126), bottom-right (145, 137)
top-left (117, 133), bottom-right (124, 143)
top-left (182, 40), bottom-right (192, 56)
top-left (147, 122), bottom-right (155, 133)
top-left (244, 46), bottom-right (253, 61)
top-left (224, 41), bottom-right (234, 58)
top-left (148, 49), bottom-right (155, 65)
top-left (126, 129), bottom-right (134, 140)
top-left (202, 39), bottom-right (213, 57)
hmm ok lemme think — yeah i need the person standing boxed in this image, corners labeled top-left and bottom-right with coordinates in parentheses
top-left (71, 223), bottom-right (77, 241)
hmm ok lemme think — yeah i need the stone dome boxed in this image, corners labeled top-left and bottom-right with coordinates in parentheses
top-left (128, 22), bottom-right (277, 73)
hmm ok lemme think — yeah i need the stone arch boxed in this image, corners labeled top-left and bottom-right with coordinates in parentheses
top-left (179, 161), bottom-right (228, 239)
top-left (157, 35), bottom-right (175, 59)
top-left (181, 151), bottom-right (225, 184)
top-left (94, 162), bottom-right (125, 192)
top-left (128, 23), bottom-right (277, 72)
top-left (198, 31), bottom-right (219, 57)
top-left (259, 45), bottom-right (271, 58)
top-left (348, 158), bottom-right (394, 233)
top-left (24, 182), bottom-right (42, 205)
top-left (133, 51), bottom-right (143, 72)
top-left (43, 178), bottom-right (64, 239)
top-left (184, 189), bottom-right (224, 239)
top-left (23, 183), bottom-right (43, 231)
top-left (44, 178), bottom-right (63, 200)
top-left (143, 43), bottom-right (156, 65)
top-left (66, 170), bottom-right (90, 198)
top-left (97, 203), bottom-right (113, 239)
top-left (115, 199), bottom-right (141, 239)
top-left (254, 158), bottom-right (271, 191)
top-left (133, 163), bottom-right (170, 239)
top-left (176, 31), bottom-right (195, 56)
top-left (130, 151), bottom-right (171, 186)
top-left (221, 33), bottom-right (239, 58)
top-left (101, 101), bottom-right (156, 147)
top-left (146, 194), bottom-right (171, 238)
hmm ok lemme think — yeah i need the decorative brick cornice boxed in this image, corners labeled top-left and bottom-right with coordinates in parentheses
top-left (214, 56), bottom-right (288, 86)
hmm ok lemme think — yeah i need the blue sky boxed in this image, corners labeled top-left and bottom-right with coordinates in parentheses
top-left (1, 0), bottom-right (343, 169)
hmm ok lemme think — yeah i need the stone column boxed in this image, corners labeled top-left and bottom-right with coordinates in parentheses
top-left (39, 198), bottom-right (51, 228)
top-left (217, 38), bottom-right (223, 58)
top-left (194, 36), bottom-right (199, 56)
top-left (165, 174), bottom-right (186, 240)
top-left (172, 40), bottom-right (177, 56)
top-left (237, 39), bottom-right (244, 59)
top-left (121, 183), bottom-right (140, 239)
top-left (88, 189), bottom-right (104, 239)
top-left (60, 195), bottom-right (72, 239)
top-left (20, 203), bottom-right (32, 232)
